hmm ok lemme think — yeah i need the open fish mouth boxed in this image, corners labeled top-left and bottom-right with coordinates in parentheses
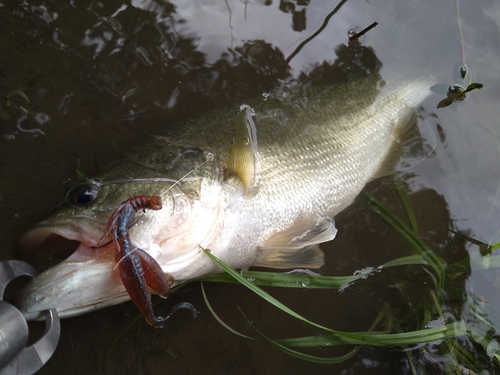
top-left (16, 228), bottom-right (81, 272)
top-left (13, 217), bottom-right (128, 321)
top-left (14, 216), bottom-right (108, 271)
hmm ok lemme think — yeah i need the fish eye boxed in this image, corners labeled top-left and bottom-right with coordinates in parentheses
top-left (68, 183), bottom-right (99, 206)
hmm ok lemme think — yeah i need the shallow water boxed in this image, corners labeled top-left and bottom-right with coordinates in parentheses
top-left (1, 1), bottom-right (500, 374)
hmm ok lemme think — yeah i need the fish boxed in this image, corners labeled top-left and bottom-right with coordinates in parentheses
top-left (14, 68), bottom-right (434, 322)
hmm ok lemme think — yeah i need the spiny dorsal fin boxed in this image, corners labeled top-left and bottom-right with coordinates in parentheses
top-left (252, 217), bottom-right (337, 269)
top-left (225, 104), bottom-right (258, 194)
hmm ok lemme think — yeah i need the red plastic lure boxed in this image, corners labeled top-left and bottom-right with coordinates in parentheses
top-left (97, 195), bottom-right (196, 327)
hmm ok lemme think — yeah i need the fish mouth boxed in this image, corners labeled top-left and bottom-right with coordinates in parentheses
top-left (15, 219), bottom-right (92, 272)
top-left (14, 217), bottom-right (128, 321)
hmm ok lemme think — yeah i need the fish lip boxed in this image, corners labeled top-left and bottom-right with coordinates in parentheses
top-left (15, 215), bottom-right (107, 272)
top-left (13, 216), bottom-right (128, 320)
top-left (15, 251), bottom-right (127, 321)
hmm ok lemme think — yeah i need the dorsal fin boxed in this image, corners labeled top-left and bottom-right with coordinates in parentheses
top-left (225, 105), bottom-right (258, 194)
top-left (252, 217), bottom-right (337, 269)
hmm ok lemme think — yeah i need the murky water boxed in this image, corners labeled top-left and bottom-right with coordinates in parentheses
top-left (1, 1), bottom-right (500, 374)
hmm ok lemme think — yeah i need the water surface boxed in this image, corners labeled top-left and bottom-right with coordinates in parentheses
top-left (1, 1), bottom-right (500, 374)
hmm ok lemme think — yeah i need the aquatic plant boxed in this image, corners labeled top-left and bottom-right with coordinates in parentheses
top-left (0, 75), bottom-right (41, 120)
top-left (197, 181), bottom-right (500, 374)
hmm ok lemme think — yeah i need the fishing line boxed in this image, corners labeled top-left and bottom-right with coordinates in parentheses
top-left (113, 245), bottom-right (142, 271)
top-left (96, 153), bottom-right (216, 237)
top-left (157, 152), bottom-right (215, 200)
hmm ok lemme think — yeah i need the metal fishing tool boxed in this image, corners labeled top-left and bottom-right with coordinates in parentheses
top-left (0, 260), bottom-right (60, 375)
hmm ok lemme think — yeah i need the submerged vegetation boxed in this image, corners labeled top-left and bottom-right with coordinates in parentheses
top-left (197, 181), bottom-right (500, 374)
top-left (0, 75), bottom-right (41, 120)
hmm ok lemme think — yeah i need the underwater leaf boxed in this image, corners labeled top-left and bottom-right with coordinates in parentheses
top-left (270, 322), bottom-right (469, 347)
top-left (76, 169), bottom-right (86, 180)
top-left (0, 104), bottom-right (11, 120)
top-left (93, 151), bottom-right (100, 171)
top-left (111, 139), bottom-right (120, 152)
top-left (8, 89), bottom-right (29, 103)
top-left (202, 248), bottom-right (476, 346)
top-left (201, 282), bottom-right (253, 340)
top-left (249, 321), bottom-right (361, 364)
top-left (363, 191), bottom-right (446, 288)
top-left (22, 74), bottom-right (43, 90)
top-left (201, 247), bottom-right (339, 335)
top-left (393, 175), bottom-right (418, 234)
top-left (429, 290), bottom-right (444, 320)
top-left (164, 348), bottom-right (181, 359)
top-left (105, 313), bottom-right (143, 371)
top-left (63, 181), bottom-right (70, 193)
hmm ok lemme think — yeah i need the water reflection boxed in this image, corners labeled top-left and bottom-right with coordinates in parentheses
top-left (1, 0), bottom-right (500, 374)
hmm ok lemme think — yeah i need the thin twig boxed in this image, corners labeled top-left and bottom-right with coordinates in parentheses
top-left (349, 21), bottom-right (378, 42)
top-left (285, 0), bottom-right (349, 65)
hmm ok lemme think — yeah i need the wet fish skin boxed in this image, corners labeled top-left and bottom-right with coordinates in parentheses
top-left (14, 71), bottom-right (433, 320)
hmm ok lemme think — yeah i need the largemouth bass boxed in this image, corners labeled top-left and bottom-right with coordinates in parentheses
top-left (14, 70), bottom-right (433, 321)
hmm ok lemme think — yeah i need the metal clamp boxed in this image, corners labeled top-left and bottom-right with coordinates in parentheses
top-left (0, 261), bottom-right (60, 375)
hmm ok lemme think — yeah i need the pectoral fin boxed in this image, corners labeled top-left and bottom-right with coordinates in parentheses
top-left (225, 104), bottom-right (258, 194)
top-left (253, 217), bottom-right (337, 269)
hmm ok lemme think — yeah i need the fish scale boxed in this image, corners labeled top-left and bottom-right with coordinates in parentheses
top-left (238, 77), bottom-right (431, 239)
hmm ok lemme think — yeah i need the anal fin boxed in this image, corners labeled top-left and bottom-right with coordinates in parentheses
top-left (253, 217), bottom-right (337, 269)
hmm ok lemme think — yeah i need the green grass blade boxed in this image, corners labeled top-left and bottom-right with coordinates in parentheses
top-left (381, 254), bottom-right (427, 267)
top-left (393, 175), bottom-right (418, 234)
top-left (202, 248), bottom-right (471, 346)
top-left (363, 192), bottom-right (446, 288)
top-left (197, 254), bottom-right (427, 290)
top-left (0, 104), bottom-right (11, 120)
top-left (248, 319), bottom-right (360, 364)
top-left (22, 74), bottom-right (42, 90)
top-left (201, 282), bottom-right (253, 340)
top-left (8, 89), bottom-right (29, 103)
top-left (272, 321), bottom-right (468, 347)
top-left (105, 311), bottom-right (143, 371)
top-left (197, 269), bottom-right (372, 289)
top-left (201, 247), bottom-right (341, 335)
